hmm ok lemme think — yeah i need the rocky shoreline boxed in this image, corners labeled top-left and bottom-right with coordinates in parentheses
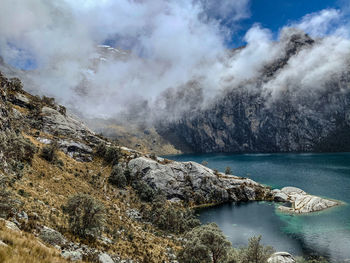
top-left (128, 156), bottom-right (340, 214)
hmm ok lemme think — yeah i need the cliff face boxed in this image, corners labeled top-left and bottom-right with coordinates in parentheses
top-left (158, 88), bottom-right (350, 153)
top-left (157, 32), bottom-right (350, 153)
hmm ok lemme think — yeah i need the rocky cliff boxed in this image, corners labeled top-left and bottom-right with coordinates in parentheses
top-left (157, 31), bottom-right (350, 153)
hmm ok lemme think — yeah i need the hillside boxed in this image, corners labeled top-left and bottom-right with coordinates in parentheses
top-left (1, 71), bottom-right (305, 262)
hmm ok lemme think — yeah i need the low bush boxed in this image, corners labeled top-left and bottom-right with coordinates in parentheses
top-left (142, 195), bottom-right (200, 234)
top-left (178, 223), bottom-right (231, 263)
top-left (0, 189), bottom-right (19, 219)
top-left (239, 235), bottom-right (275, 263)
top-left (104, 146), bottom-right (121, 165)
top-left (108, 166), bottom-right (127, 188)
top-left (225, 166), bottom-right (232, 175)
top-left (64, 194), bottom-right (105, 240)
top-left (94, 142), bottom-right (121, 165)
top-left (132, 181), bottom-right (156, 202)
top-left (0, 131), bottom-right (37, 164)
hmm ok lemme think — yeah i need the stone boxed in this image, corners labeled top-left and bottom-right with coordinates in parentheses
top-left (268, 252), bottom-right (295, 263)
top-left (39, 226), bottom-right (67, 247)
top-left (62, 250), bottom-right (83, 261)
top-left (58, 139), bottom-right (93, 162)
top-left (128, 157), bottom-right (269, 204)
top-left (13, 93), bottom-right (30, 107)
top-left (280, 187), bottom-right (306, 195)
top-left (0, 240), bottom-right (8, 247)
top-left (126, 209), bottom-right (142, 220)
top-left (36, 137), bottom-right (52, 144)
top-left (17, 211), bottom-right (28, 222)
top-left (98, 253), bottom-right (115, 263)
top-left (278, 187), bottom-right (339, 213)
top-left (0, 219), bottom-right (20, 232)
top-left (272, 190), bottom-right (289, 202)
top-left (41, 106), bottom-right (103, 145)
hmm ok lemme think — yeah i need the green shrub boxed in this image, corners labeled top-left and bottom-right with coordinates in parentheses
top-left (225, 167), bottom-right (232, 175)
top-left (109, 166), bottom-right (127, 188)
top-left (95, 142), bottom-right (107, 157)
top-left (0, 188), bottom-right (19, 219)
top-left (178, 223), bottom-right (231, 263)
top-left (104, 146), bottom-right (121, 165)
top-left (0, 131), bottom-right (37, 164)
top-left (64, 194), bottom-right (105, 240)
top-left (132, 181), bottom-right (155, 202)
top-left (239, 235), bottom-right (275, 263)
top-left (142, 195), bottom-right (200, 234)
top-left (94, 143), bottom-right (121, 165)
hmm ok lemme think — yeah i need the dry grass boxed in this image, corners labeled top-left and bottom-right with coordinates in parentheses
top-left (9, 134), bottom-right (180, 262)
top-left (0, 222), bottom-right (73, 263)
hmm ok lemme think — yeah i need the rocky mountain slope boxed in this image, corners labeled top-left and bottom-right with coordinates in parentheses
top-left (0, 71), bottom-right (338, 262)
top-left (156, 31), bottom-right (350, 153)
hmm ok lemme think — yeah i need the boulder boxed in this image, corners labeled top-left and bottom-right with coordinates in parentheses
top-left (278, 187), bottom-right (339, 213)
top-left (268, 252), bottom-right (295, 263)
top-left (0, 240), bottom-right (8, 247)
top-left (0, 219), bottom-right (20, 232)
top-left (41, 107), bottom-right (102, 145)
top-left (39, 226), bottom-right (67, 247)
top-left (98, 253), bottom-right (115, 263)
top-left (128, 157), bottom-right (269, 204)
top-left (12, 93), bottom-right (30, 108)
top-left (62, 250), bottom-right (83, 261)
top-left (58, 139), bottom-right (93, 162)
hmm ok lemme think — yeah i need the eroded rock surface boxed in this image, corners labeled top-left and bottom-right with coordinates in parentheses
top-left (275, 187), bottom-right (339, 213)
top-left (268, 252), bottom-right (296, 263)
top-left (128, 157), bottom-right (271, 204)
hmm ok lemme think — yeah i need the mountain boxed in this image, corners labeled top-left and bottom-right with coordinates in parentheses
top-left (0, 71), bottom-right (285, 262)
top-left (156, 30), bottom-right (350, 153)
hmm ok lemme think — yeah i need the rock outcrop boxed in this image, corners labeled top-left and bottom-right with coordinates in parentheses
top-left (129, 157), bottom-right (340, 212)
top-left (128, 157), bottom-right (271, 204)
top-left (268, 252), bottom-right (296, 263)
top-left (273, 187), bottom-right (339, 213)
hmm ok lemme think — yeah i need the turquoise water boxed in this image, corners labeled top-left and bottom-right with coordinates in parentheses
top-left (165, 153), bottom-right (350, 261)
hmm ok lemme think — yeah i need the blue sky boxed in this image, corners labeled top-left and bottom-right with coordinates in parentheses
top-left (231, 0), bottom-right (341, 46)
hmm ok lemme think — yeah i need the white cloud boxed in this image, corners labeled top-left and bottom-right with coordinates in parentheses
top-left (292, 9), bottom-right (342, 37)
top-left (0, 1), bottom-right (349, 122)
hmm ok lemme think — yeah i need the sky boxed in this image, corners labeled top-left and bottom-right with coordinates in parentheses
top-left (0, 0), bottom-right (349, 120)
top-left (233, 0), bottom-right (342, 46)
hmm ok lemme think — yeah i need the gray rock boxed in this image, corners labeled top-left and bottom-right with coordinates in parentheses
top-left (128, 157), bottom-right (269, 204)
top-left (58, 139), bottom-right (93, 162)
top-left (0, 219), bottom-right (20, 232)
top-left (272, 190), bottom-right (289, 202)
top-left (280, 187), bottom-right (306, 195)
top-left (268, 252), bottom-right (295, 263)
top-left (98, 253), bottom-right (115, 263)
top-left (39, 226), bottom-right (67, 247)
top-left (36, 137), bottom-right (52, 144)
top-left (13, 93), bottom-right (30, 107)
top-left (62, 250), bottom-right (83, 261)
top-left (278, 187), bottom-right (339, 213)
top-left (0, 240), bottom-right (8, 247)
top-left (17, 211), bottom-right (28, 222)
top-left (126, 209), bottom-right (142, 220)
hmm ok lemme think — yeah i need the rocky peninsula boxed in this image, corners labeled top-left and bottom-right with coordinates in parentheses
top-left (128, 156), bottom-right (340, 213)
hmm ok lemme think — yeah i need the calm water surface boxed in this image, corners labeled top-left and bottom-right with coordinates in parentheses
top-left (165, 153), bottom-right (350, 262)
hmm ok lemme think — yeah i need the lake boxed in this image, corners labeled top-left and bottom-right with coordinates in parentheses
top-left (165, 153), bottom-right (350, 262)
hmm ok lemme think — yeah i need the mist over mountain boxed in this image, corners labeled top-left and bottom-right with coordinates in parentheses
top-left (0, 0), bottom-right (350, 153)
